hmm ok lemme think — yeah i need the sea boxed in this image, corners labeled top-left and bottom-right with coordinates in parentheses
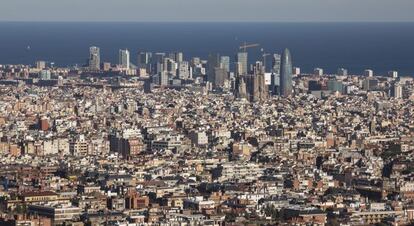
top-left (0, 22), bottom-right (413, 76)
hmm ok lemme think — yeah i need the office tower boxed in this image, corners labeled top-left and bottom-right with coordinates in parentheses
top-left (220, 56), bottom-right (230, 73)
top-left (156, 63), bottom-right (164, 75)
top-left (308, 80), bottom-right (322, 91)
top-left (337, 68), bottom-right (348, 76)
top-left (152, 53), bottom-right (165, 74)
top-left (89, 46), bottom-right (100, 71)
top-left (363, 78), bottom-right (378, 91)
top-left (235, 62), bottom-right (243, 76)
top-left (36, 61), bottom-right (46, 70)
top-left (293, 67), bottom-right (301, 75)
top-left (208, 53), bottom-right (220, 84)
top-left (119, 49), bottom-right (130, 69)
top-left (388, 71), bottom-right (398, 78)
top-left (213, 67), bottom-right (228, 88)
top-left (272, 54), bottom-right (281, 75)
top-left (280, 48), bottom-right (293, 97)
top-left (364, 69), bottom-right (374, 77)
top-left (236, 52), bottom-right (248, 75)
top-left (314, 68), bottom-right (324, 76)
top-left (178, 61), bottom-right (190, 80)
top-left (174, 52), bottom-right (183, 63)
top-left (39, 70), bottom-right (51, 80)
top-left (165, 58), bottom-right (177, 76)
top-left (270, 54), bottom-right (281, 95)
top-left (391, 83), bottom-right (403, 98)
top-left (159, 71), bottom-right (169, 86)
top-left (269, 73), bottom-right (280, 95)
top-left (327, 79), bottom-right (344, 93)
top-left (138, 52), bottom-right (151, 68)
top-left (143, 78), bottom-right (153, 93)
top-left (154, 53), bottom-right (166, 63)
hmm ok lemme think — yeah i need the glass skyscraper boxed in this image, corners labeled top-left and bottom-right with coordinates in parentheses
top-left (119, 49), bottom-right (130, 69)
top-left (280, 48), bottom-right (293, 97)
top-left (220, 56), bottom-right (230, 73)
top-left (208, 53), bottom-right (220, 84)
top-left (236, 52), bottom-right (248, 75)
top-left (138, 52), bottom-right (151, 67)
top-left (270, 54), bottom-right (281, 95)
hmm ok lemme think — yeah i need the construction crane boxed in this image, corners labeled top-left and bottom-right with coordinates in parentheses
top-left (239, 42), bottom-right (260, 52)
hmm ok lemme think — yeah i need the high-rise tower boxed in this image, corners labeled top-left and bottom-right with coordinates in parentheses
top-left (220, 56), bottom-right (230, 73)
top-left (89, 46), bottom-right (100, 71)
top-left (280, 49), bottom-right (293, 97)
top-left (138, 52), bottom-right (151, 67)
top-left (270, 54), bottom-right (281, 95)
top-left (208, 53), bottom-right (220, 84)
top-left (236, 52), bottom-right (248, 75)
top-left (119, 49), bottom-right (130, 69)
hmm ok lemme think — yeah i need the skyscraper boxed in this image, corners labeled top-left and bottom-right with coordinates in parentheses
top-left (137, 52), bottom-right (151, 68)
top-left (270, 54), bottom-right (281, 95)
top-left (364, 69), bottom-right (374, 77)
top-left (236, 52), bottom-right (248, 75)
top-left (235, 62), bottom-right (243, 76)
top-left (159, 71), bottom-right (169, 86)
top-left (388, 71), bottom-right (398, 78)
top-left (208, 53), bottom-right (220, 83)
top-left (178, 61), bottom-right (190, 80)
top-left (165, 58), bottom-right (177, 76)
top-left (220, 56), bottom-right (230, 73)
top-left (152, 53), bottom-right (166, 74)
top-left (271, 54), bottom-right (281, 75)
top-left (89, 46), bottom-right (100, 71)
top-left (280, 48), bottom-right (293, 97)
top-left (174, 52), bottom-right (184, 63)
top-left (213, 67), bottom-right (228, 88)
top-left (391, 83), bottom-right (403, 99)
top-left (119, 49), bottom-right (130, 69)
top-left (327, 79), bottom-right (344, 93)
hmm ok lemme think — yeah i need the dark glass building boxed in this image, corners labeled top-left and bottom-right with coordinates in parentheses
top-left (280, 48), bottom-right (293, 97)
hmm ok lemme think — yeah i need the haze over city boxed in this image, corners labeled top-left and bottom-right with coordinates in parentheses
top-left (1, 0), bottom-right (414, 22)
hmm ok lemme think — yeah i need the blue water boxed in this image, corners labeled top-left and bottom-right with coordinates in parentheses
top-left (0, 22), bottom-right (413, 76)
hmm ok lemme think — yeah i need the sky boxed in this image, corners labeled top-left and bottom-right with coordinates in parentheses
top-left (1, 0), bottom-right (414, 22)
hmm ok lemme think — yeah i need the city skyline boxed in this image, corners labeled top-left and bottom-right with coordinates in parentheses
top-left (0, 1), bottom-right (414, 225)
top-left (1, 0), bottom-right (414, 22)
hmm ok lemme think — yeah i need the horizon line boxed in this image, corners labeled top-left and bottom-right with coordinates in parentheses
top-left (1, 20), bottom-right (414, 23)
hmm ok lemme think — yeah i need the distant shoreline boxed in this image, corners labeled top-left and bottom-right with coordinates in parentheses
top-left (1, 21), bottom-right (414, 24)
top-left (0, 22), bottom-right (413, 76)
